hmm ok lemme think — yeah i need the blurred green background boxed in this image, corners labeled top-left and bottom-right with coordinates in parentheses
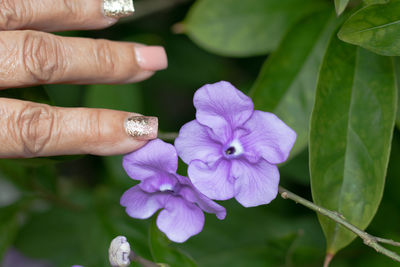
top-left (0, 0), bottom-right (399, 266)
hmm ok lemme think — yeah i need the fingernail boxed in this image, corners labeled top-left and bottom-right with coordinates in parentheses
top-left (124, 116), bottom-right (158, 139)
top-left (135, 46), bottom-right (168, 71)
top-left (103, 0), bottom-right (135, 19)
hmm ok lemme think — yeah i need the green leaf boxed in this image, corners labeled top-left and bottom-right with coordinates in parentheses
top-left (45, 84), bottom-right (84, 107)
top-left (338, 0), bottom-right (400, 56)
top-left (279, 148), bottom-right (311, 185)
top-left (15, 194), bottom-right (110, 267)
top-left (102, 155), bottom-right (133, 187)
top-left (184, 0), bottom-right (329, 57)
top-left (15, 187), bottom-right (161, 267)
top-left (310, 34), bottom-right (397, 255)
top-left (335, 0), bottom-right (350, 15)
top-left (84, 84), bottom-right (143, 112)
top-left (94, 188), bottom-right (153, 261)
top-left (0, 203), bottom-right (25, 259)
top-left (363, 0), bottom-right (389, 5)
top-left (398, 90), bottom-right (400, 130)
top-left (0, 86), bottom-right (51, 104)
top-left (149, 220), bottom-right (197, 267)
top-left (180, 200), bottom-right (326, 267)
top-left (394, 58), bottom-right (400, 130)
top-left (0, 160), bottom-right (30, 190)
top-left (250, 11), bottom-right (340, 156)
top-left (0, 156), bottom-right (83, 168)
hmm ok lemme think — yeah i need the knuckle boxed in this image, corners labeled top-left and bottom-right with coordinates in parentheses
top-left (94, 40), bottom-right (116, 75)
top-left (81, 109), bottom-right (103, 154)
top-left (21, 32), bottom-right (64, 83)
top-left (88, 109), bottom-right (102, 139)
top-left (17, 104), bottom-right (55, 157)
top-left (0, 0), bottom-right (30, 30)
top-left (61, 0), bottom-right (79, 21)
top-left (0, 35), bottom-right (18, 83)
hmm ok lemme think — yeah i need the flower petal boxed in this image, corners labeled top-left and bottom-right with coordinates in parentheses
top-left (194, 81), bottom-right (254, 141)
top-left (175, 120), bottom-right (222, 165)
top-left (177, 176), bottom-right (226, 220)
top-left (232, 159), bottom-right (279, 207)
top-left (123, 139), bottom-right (178, 180)
top-left (240, 111), bottom-right (296, 164)
top-left (156, 196), bottom-right (204, 243)
top-left (139, 173), bottom-right (178, 193)
top-left (188, 159), bottom-right (234, 201)
top-left (120, 186), bottom-right (166, 219)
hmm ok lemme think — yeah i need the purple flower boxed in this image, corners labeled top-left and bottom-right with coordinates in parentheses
top-left (121, 139), bottom-right (226, 243)
top-left (175, 81), bottom-right (296, 207)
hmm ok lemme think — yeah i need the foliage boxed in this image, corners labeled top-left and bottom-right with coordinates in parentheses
top-left (1, 0), bottom-right (400, 266)
top-left (310, 34), bottom-right (396, 254)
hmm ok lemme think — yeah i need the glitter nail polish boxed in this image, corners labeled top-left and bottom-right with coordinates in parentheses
top-left (103, 0), bottom-right (135, 18)
top-left (124, 116), bottom-right (158, 139)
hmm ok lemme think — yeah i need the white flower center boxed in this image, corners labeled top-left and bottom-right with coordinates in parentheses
top-left (159, 183), bottom-right (173, 192)
top-left (224, 139), bottom-right (244, 157)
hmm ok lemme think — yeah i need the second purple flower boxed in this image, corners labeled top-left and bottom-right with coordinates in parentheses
top-left (121, 139), bottom-right (226, 243)
top-left (175, 81), bottom-right (296, 207)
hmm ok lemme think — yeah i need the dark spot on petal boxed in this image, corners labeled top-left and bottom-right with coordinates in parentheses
top-left (225, 146), bottom-right (236, 155)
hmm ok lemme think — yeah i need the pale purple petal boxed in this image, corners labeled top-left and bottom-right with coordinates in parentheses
top-left (175, 120), bottom-right (222, 165)
top-left (156, 196), bottom-right (204, 243)
top-left (177, 177), bottom-right (226, 220)
top-left (232, 159), bottom-right (279, 207)
top-left (240, 111), bottom-right (296, 164)
top-left (139, 173), bottom-right (178, 193)
top-left (120, 186), bottom-right (166, 219)
top-left (194, 81), bottom-right (254, 141)
top-left (123, 139), bottom-right (178, 181)
top-left (188, 159), bottom-right (234, 200)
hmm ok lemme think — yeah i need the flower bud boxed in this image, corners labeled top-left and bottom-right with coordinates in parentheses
top-left (109, 236), bottom-right (131, 267)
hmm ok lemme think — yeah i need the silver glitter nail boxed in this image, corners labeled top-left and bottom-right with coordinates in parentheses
top-left (103, 0), bottom-right (135, 18)
top-left (124, 116), bottom-right (157, 138)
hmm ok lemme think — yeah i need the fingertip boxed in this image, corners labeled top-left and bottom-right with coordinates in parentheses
top-left (102, 0), bottom-right (135, 19)
top-left (127, 70), bottom-right (155, 83)
top-left (103, 16), bottom-right (119, 27)
top-left (124, 115), bottom-right (158, 141)
top-left (90, 112), bottom-right (158, 156)
top-left (135, 46), bottom-right (168, 72)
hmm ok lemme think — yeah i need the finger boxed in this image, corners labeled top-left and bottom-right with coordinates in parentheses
top-left (0, 98), bottom-right (158, 158)
top-left (0, 0), bottom-right (133, 31)
top-left (0, 30), bottom-right (167, 89)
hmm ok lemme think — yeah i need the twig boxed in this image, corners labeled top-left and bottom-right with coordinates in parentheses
top-left (121, 0), bottom-right (192, 23)
top-left (158, 131), bottom-right (179, 141)
top-left (375, 237), bottom-right (400, 247)
top-left (278, 186), bottom-right (400, 263)
top-left (129, 252), bottom-right (160, 267)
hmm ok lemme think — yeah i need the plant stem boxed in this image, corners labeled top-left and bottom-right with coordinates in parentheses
top-left (129, 252), bottom-right (160, 267)
top-left (375, 237), bottom-right (400, 247)
top-left (122, 0), bottom-right (192, 22)
top-left (278, 186), bottom-right (400, 263)
top-left (158, 131), bottom-right (179, 141)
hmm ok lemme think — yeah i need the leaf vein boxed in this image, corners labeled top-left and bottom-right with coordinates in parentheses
top-left (353, 20), bottom-right (400, 34)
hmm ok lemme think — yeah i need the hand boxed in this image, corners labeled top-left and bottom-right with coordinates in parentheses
top-left (0, 0), bottom-right (167, 158)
